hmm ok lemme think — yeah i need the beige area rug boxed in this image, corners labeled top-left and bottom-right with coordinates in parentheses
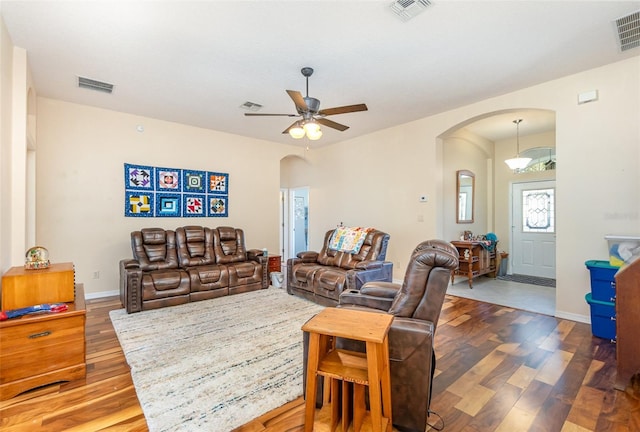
top-left (109, 287), bottom-right (324, 432)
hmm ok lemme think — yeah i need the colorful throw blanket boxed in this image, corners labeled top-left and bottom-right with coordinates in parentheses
top-left (329, 227), bottom-right (373, 254)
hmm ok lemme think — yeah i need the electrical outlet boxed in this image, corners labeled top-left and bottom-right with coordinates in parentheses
top-left (93, 271), bottom-right (100, 279)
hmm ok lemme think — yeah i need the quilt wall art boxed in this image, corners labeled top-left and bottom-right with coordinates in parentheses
top-left (124, 163), bottom-right (228, 217)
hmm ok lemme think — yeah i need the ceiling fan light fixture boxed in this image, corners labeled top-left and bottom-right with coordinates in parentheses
top-left (303, 121), bottom-right (320, 134)
top-left (307, 128), bottom-right (323, 141)
top-left (289, 123), bottom-right (305, 139)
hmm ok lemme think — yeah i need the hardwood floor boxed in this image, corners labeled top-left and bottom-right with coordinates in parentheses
top-left (1, 294), bottom-right (638, 431)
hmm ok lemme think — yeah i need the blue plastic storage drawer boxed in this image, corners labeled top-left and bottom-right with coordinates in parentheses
top-left (585, 293), bottom-right (616, 341)
top-left (585, 260), bottom-right (617, 303)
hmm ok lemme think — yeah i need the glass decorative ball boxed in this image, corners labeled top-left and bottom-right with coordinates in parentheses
top-left (25, 246), bottom-right (50, 270)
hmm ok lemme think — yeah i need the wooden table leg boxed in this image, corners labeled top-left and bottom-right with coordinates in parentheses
top-left (304, 332), bottom-right (321, 432)
top-left (366, 341), bottom-right (383, 432)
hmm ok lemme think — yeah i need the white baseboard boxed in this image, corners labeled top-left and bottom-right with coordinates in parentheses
top-left (555, 310), bottom-right (590, 324)
top-left (84, 290), bottom-right (119, 300)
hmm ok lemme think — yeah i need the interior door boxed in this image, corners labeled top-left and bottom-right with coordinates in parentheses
top-left (511, 181), bottom-right (556, 278)
top-left (290, 187), bottom-right (309, 258)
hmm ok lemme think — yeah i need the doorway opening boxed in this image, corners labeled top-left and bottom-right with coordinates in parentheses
top-left (280, 187), bottom-right (309, 264)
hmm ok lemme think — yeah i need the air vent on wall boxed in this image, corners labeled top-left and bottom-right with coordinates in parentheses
top-left (615, 10), bottom-right (640, 52)
top-left (390, 0), bottom-right (432, 22)
top-left (77, 76), bottom-right (114, 94)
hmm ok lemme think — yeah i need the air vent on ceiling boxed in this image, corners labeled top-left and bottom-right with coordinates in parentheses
top-left (390, 0), bottom-right (432, 22)
top-left (77, 76), bottom-right (114, 94)
top-left (240, 101), bottom-right (263, 112)
top-left (615, 10), bottom-right (640, 52)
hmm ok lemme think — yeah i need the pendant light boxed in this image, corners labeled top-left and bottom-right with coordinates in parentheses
top-left (505, 119), bottom-right (532, 170)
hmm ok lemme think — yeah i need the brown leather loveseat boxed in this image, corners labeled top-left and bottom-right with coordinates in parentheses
top-left (287, 227), bottom-right (393, 306)
top-left (120, 226), bottom-right (267, 313)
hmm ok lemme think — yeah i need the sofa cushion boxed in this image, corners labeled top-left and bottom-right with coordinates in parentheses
top-left (227, 261), bottom-right (263, 287)
top-left (141, 269), bottom-right (190, 300)
top-left (291, 263), bottom-right (326, 292)
top-left (176, 226), bottom-right (216, 267)
top-left (314, 267), bottom-right (347, 300)
top-left (214, 227), bottom-right (247, 264)
top-left (132, 228), bottom-right (179, 271)
top-left (187, 264), bottom-right (229, 292)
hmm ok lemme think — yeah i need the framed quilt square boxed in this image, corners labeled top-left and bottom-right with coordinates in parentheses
top-left (125, 191), bottom-right (154, 217)
top-left (182, 170), bottom-right (207, 193)
top-left (157, 168), bottom-right (181, 191)
top-left (125, 163), bottom-right (154, 191)
top-left (183, 194), bottom-right (206, 217)
top-left (208, 172), bottom-right (229, 195)
top-left (156, 194), bottom-right (182, 217)
top-left (208, 195), bottom-right (228, 217)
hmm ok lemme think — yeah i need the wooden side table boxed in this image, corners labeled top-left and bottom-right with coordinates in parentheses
top-left (0, 284), bottom-right (86, 400)
top-left (302, 307), bottom-right (393, 432)
top-left (267, 255), bottom-right (281, 275)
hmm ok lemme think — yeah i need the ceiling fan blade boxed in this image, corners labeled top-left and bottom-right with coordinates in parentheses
top-left (316, 117), bottom-right (349, 132)
top-left (282, 121), bottom-right (301, 134)
top-left (318, 103), bottom-right (368, 116)
top-left (244, 113), bottom-right (298, 117)
top-left (286, 90), bottom-right (308, 112)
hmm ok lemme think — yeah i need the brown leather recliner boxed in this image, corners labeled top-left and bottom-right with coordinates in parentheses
top-left (176, 226), bottom-right (229, 301)
top-left (304, 239), bottom-right (458, 432)
top-left (120, 228), bottom-right (191, 312)
top-left (287, 228), bottom-right (393, 306)
top-left (213, 226), bottom-right (266, 295)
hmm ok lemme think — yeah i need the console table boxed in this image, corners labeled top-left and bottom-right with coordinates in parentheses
top-left (302, 307), bottom-right (393, 432)
top-left (0, 284), bottom-right (86, 400)
top-left (451, 240), bottom-right (497, 288)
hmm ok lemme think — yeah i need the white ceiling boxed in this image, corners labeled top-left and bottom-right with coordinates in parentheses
top-left (2, 1), bottom-right (639, 147)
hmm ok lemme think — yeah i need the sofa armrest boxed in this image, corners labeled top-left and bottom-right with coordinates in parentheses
top-left (247, 248), bottom-right (262, 258)
top-left (119, 259), bottom-right (143, 313)
top-left (339, 289), bottom-right (395, 311)
top-left (247, 249), bottom-right (267, 265)
top-left (354, 260), bottom-right (383, 270)
top-left (361, 281), bottom-right (401, 298)
top-left (297, 251), bottom-right (319, 262)
top-left (345, 261), bottom-right (393, 292)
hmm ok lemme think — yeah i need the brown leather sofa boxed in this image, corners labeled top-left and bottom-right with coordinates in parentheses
top-left (120, 226), bottom-right (267, 313)
top-left (303, 239), bottom-right (459, 432)
top-left (286, 228), bottom-right (393, 306)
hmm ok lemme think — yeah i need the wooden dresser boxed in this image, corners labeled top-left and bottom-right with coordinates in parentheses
top-left (613, 257), bottom-right (640, 391)
top-left (0, 284), bottom-right (86, 400)
top-left (450, 241), bottom-right (497, 288)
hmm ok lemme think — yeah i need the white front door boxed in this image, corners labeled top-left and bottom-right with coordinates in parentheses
top-left (511, 181), bottom-right (556, 278)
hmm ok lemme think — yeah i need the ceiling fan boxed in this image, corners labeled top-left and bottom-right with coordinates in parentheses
top-left (244, 67), bottom-right (368, 140)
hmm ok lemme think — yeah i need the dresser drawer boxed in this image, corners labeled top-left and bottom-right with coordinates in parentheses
top-left (267, 255), bottom-right (281, 273)
top-left (0, 315), bottom-right (85, 383)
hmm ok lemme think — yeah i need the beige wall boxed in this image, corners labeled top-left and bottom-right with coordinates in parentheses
top-left (1, 15), bottom-right (35, 273)
top-left (0, 17), bottom-right (12, 272)
top-left (36, 98), bottom-right (303, 296)
top-left (294, 56), bottom-right (639, 322)
top-left (3, 14), bottom-right (639, 322)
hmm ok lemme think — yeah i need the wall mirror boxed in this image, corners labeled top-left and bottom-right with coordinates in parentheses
top-left (456, 170), bottom-right (475, 224)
